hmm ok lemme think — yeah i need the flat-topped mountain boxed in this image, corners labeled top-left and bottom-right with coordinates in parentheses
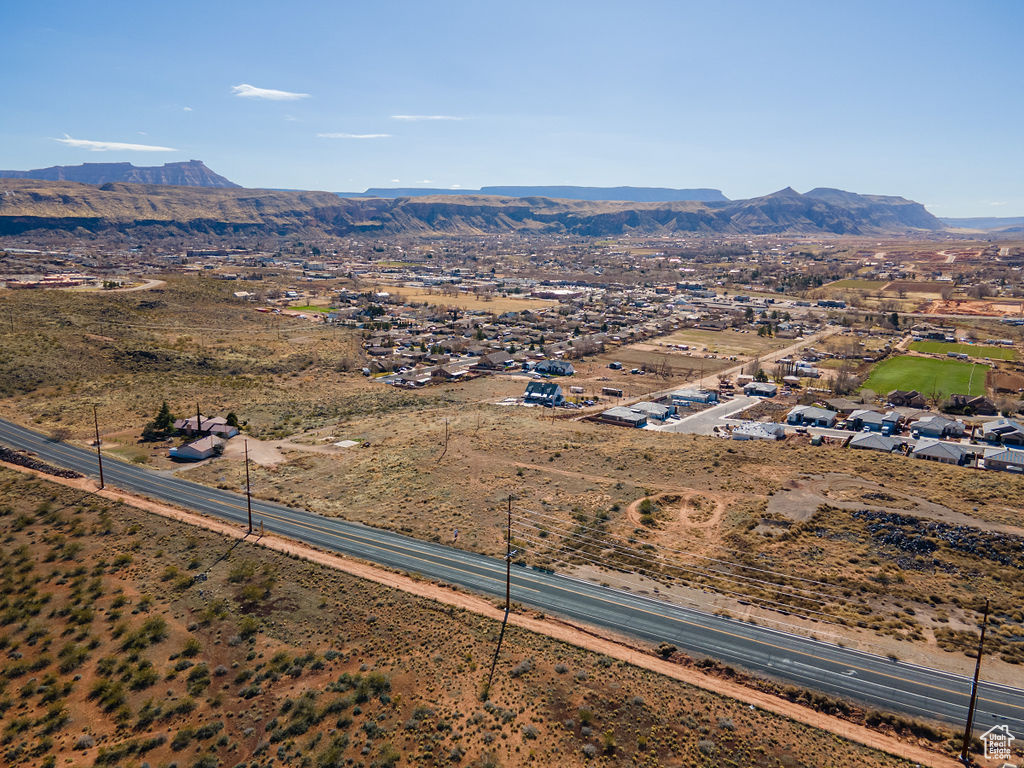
top-left (0, 160), bottom-right (239, 188)
top-left (0, 179), bottom-right (945, 237)
top-left (343, 185), bottom-right (728, 203)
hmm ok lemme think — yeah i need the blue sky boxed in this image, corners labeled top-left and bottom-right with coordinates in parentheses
top-left (2, 0), bottom-right (1021, 216)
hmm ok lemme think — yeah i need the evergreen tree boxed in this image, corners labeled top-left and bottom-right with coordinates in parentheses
top-left (154, 402), bottom-right (174, 432)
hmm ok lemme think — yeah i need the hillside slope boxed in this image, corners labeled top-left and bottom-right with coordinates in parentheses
top-left (0, 179), bottom-right (945, 237)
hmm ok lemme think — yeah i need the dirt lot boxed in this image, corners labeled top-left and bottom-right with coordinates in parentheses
top-left (0, 468), bottom-right (952, 768)
top-left (387, 287), bottom-right (560, 313)
top-left (927, 299), bottom-right (1024, 317)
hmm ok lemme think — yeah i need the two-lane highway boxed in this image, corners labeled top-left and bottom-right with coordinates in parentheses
top-left (1, 417), bottom-right (1022, 736)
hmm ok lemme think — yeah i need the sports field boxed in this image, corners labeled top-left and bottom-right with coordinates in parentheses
top-left (908, 341), bottom-right (1016, 361)
top-left (862, 355), bottom-right (988, 399)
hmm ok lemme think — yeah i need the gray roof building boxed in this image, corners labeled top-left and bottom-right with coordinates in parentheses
top-left (600, 406), bottom-right (648, 428)
top-left (850, 432), bottom-right (899, 452)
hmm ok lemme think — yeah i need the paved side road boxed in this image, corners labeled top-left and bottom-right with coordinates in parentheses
top-left (0, 417), bottom-right (1022, 735)
top-left (653, 396), bottom-right (759, 434)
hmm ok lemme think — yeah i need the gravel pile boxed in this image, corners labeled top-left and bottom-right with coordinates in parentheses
top-left (0, 446), bottom-right (84, 479)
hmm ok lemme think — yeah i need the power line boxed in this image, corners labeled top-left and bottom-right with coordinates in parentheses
top-left (517, 506), bottom-right (846, 595)
top-left (519, 505), bottom-right (844, 590)
top-left (510, 524), bottom-right (845, 616)
top-left (510, 530), bottom-right (853, 628)
top-left (511, 522), bottom-right (839, 612)
top-left (512, 517), bottom-right (838, 604)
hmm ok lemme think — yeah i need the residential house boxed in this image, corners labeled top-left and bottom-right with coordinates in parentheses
top-left (983, 446), bottom-right (1024, 472)
top-left (786, 405), bottom-right (838, 428)
top-left (887, 390), bottom-right (927, 408)
top-left (169, 435), bottom-right (225, 461)
top-left (173, 415), bottom-right (239, 439)
top-left (744, 382), bottom-right (778, 397)
top-left (826, 398), bottom-right (861, 415)
top-left (523, 381), bottom-right (564, 407)
top-left (535, 359), bottom-right (575, 376)
top-left (849, 432), bottom-right (899, 452)
top-left (670, 389), bottom-right (718, 405)
top-left (945, 394), bottom-right (997, 416)
top-left (981, 418), bottom-right (1024, 446)
top-left (599, 406), bottom-right (648, 428)
top-left (848, 409), bottom-right (901, 434)
top-left (911, 414), bottom-right (965, 439)
top-left (731, 421), bottom-right (785, 441)
top-left (472, 351), bottom-right (513, 371)
top-left (628, 402), bottom-right (674, 422)
top-left (911, 439), bottom-right (971, 465)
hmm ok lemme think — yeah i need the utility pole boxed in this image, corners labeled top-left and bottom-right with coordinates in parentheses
top-left (93, 405), bottom-right (104, 490)
top-left (959, 598), bottom-right (990, 765)
top-left (244, 439), bottom-right (253, 534)
top-left (196, 401), bottom-right (202, 435)
top-left (437, 418), bottom-right (449, 462)
top-left (505, 494), bottom-right (512, 612)
top-left (485, 495), bottom-right (514, 699)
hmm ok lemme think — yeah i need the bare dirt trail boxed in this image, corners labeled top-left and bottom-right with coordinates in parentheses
top-left (0, 457), bottom-right (963, 768)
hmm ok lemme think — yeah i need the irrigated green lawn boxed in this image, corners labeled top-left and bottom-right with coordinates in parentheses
top-left (862, 355), bottom-right (989, 399)
top-left (908, 341), bottom-right (1016, 361)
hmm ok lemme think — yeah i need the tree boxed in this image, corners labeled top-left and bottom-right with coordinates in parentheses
top-left (889, 311), bottom-right (899, 329)
top-left (225, 412), bottom-right (239, 428)
top-left (154, 402), bottom-right (174, 432)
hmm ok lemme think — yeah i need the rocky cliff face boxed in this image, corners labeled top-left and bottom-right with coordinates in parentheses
top-left (0, 179), bottom-right (946, 238)
top-left (0, 160), bottom-right (239, 188)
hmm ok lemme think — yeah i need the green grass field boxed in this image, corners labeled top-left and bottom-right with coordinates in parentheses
top-left (289, 304), bottom-right (332, 313)
top-left (908, 341), bottom-right (1016, 361)
top-left (862, 355), bottom-right (989, 399)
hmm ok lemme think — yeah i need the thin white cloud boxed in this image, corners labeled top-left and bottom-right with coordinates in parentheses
top-left (232, 83), bottom-right (310, 101)
top-left (54, 135), bottom-right (177, 152)
top-left (450, 184), bottom-right (462, 189)
top-left (183, 106), bottom-right (193, 112)
top-left (417, 179), bottom-right (433, 184)
top-left (317, 132), bottom-right (391, 139)
top-left (989, 201), bottom-right (1007, 207)
top-left (390, 114), bottom-right (463, 121)
top-left (391, 178), bottom-right (401, 183)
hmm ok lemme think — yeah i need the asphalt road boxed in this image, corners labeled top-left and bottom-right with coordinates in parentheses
top-left (655, 396), bottom-right (759, 434)
top-left (1, 417), bottom-right (1022, 736)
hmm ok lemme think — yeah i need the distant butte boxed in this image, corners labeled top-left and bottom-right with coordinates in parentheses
top-left (0, 160), bottom-right (239, 189)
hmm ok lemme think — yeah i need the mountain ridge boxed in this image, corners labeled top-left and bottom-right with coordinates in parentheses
top-left (341, 185), bottom-right (729, 203)
top-left (0, 179), bottom-right (945, 237)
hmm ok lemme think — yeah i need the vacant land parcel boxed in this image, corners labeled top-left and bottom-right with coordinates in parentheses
top-left (862, 355), bottom-right (988, 399)
top-left (646, 327), bottom-right (792, 357)
top-left (388, 288), bottom-right (558, 313)
top-left (0, 468), bottom-right (926, 768)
